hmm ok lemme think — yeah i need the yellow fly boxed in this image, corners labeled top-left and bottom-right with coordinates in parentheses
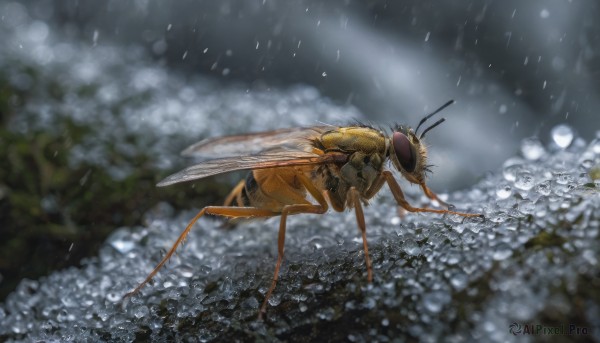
top-left (124, 100), bottom-right (481, 318)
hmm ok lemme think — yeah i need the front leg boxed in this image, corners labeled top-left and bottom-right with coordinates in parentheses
top-left (382, 171), bottom-right (480, 218)
top-left (348, 187), bottom-right (373, 282)
top-left (420, 183), bottom-right (451, 208)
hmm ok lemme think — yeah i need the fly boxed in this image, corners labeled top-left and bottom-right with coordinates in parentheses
top-left (123, 100), bottom-right (482, 319)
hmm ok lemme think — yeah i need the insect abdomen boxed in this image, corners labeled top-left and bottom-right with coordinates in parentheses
top-left (244, 168), bottom-right (310, 212)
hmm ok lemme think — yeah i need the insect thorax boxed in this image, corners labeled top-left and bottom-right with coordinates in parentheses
top-left (311, 127), bottom-right (387, 208)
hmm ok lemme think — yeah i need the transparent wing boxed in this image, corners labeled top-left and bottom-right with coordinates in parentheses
top-left (157, 150), bottom-right (347, 187)
top-left (181, 126), bottom-right (332, 158)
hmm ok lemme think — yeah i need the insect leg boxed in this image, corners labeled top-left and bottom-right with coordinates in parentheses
top-left (259, 171), bottom-right (329, 319)
top-left (382, 171), bottom-right (480, 218)
top-left (123, 206), bottom-right (277, 300)
top-left (349, 187), bottom-right (373, 282)
top-left (222, 180), bottom-right (246, 206)
top-left (363, 173), bottom-right (387, 200)
top-left (419, 183), bottom-right (451, 208)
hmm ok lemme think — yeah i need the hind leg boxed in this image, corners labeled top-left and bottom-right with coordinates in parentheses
top-left (259, 172), bottom-right (329, 319)
top-left (123, 206), bottom-right (277, 299)
top-left (223, 180), bottom-right (246, 206)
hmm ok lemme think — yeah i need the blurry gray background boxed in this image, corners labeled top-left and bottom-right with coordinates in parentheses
top-left (14, 0), bottom-right (600, 188)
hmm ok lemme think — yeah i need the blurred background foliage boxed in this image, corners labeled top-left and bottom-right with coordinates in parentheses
top-left (0, 69), bottom-right (229, 300)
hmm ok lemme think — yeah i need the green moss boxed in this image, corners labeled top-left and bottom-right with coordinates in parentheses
top-left (524, 231), bottom-right (567, 250)
top-left (589, 166), bottom-right (600, 181)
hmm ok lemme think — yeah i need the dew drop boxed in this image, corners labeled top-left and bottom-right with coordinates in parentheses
top-left (268, 293), bottom-right (281, 306)
top-left (551, 124), bottom-right (573, 149)
top-left (133, 305), bottom-right (149, 319)
top-left (591, 138), bottom-right (600, 155)
top-left (469, 225), bottom-right (482, 234)
top-left (450, 272), bottom-right (468, 291)
top-left (554, 172), bottom-right (573, 185)
top-left (317, 307), bottom-right (335, 320)
top-left (495, 184), bottom-right (512, 199)
top-left (502, 158), bottom-right (524, 182)
top-left (241, 297), bottom-right (259, 310)
top-left (492, 243), bottom-right (512, 260)
top-left (403, 239), bottom-right (421, 256)
top-left (422, 291), bottom-right (450, 313)
top-left (535, 180), bottom-right (552, 196)
top-left (107, 292), bottom-right (120, 303)
top-left (518, 200), bottom-right (535, 215)
top-left (520, 137), bottom-right (545, 160)
top-left (515, 171), bottom-right (535, 191)
top-left (489, 212), bottom-right (509, 223)
top-left (107, 230), bottom-right (135, 254)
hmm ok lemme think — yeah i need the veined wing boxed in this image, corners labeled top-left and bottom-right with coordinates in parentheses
top-left (181, 126), bottom-right (332, 158)
top-left (157, 150), bottom-right (347, 187)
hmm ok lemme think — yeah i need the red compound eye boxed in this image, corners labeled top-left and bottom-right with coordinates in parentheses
top-left (393, 132), bottom-right (416, 172)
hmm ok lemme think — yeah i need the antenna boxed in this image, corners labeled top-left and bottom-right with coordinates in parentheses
top-left (414, 100), bottom-right (454, 136)
top-left (419, 118), bottom-right (446, 139)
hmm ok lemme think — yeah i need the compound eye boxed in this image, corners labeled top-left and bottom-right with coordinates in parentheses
top-left (392, 132), bottom-right (416, 172)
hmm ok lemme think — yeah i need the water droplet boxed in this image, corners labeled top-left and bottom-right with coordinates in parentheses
top-left (582, 250), bottom-right (597, 266)
top-left (495, 184), bottom-right (512, 199)
top-left (107, 229), bottom-right (135, 254)
top-left (422, 291), bottom-right (450, 313)
top-left (469, 224), bottom-right (482, 233)
top-left (107, 292), bottom-right (121, 303)
top-left (515, 171), bottom-right (535, 191)
top-left (590, 138), bottom-right (600, 155)
top-left (403, 239), bottom-right (421, 256)
top-left (450, 272), bottom-right (468, 290)
top-left (241, 297), bottom-right (259, 310)
top-left (554, 172), bottom-right (573, 185)
top-left (317, 307), bottom-right (335, 320)
top-left (268, 293), bottom-right (281, 306)
top-left (518, 200), bottom-right (535, 215)
top-left (520, 137), bottom-right (545, 160)
top-left (502, 158), bottom-right (524, 181)
top-left (535, 180), bottom-right (552, 196)
top-left (489, 212), bottom-right (509, 223)
top-left (175, 264), bottom-right (194, 278)
top-left (492, 243), bottom-right (512, 260)
top-left (551, 124), bottom-right (573, 149)
top-left (133, 305), bottom-right (149, 319)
